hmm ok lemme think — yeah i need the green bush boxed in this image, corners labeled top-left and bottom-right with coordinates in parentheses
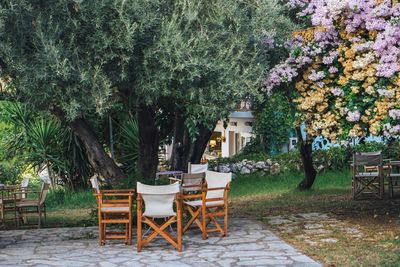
top-left (0, 160), bottom-right (24, 185)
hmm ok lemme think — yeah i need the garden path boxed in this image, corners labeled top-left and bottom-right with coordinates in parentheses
top-left (0, 218), bottom-right (321, 267)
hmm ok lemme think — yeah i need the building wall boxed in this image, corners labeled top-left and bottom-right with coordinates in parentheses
top-left (213, 115), bottom-right (254, 158)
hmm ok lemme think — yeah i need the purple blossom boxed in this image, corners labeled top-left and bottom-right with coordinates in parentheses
top-left (389, 109), bottom-right (400, 120)
top-left (328, 66), bottom-right (338, 73)
top-left (308, 70), bottom-right (325, 81)
top-left (261, 31), bottom-right (275, 49)
top-left (331, 87), bottom-right (344, 96)
top-left (346, 110), bottom-right (361, 122)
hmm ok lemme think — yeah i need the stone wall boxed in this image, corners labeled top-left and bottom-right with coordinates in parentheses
top-left (210, 159), bottom-right (281, 175)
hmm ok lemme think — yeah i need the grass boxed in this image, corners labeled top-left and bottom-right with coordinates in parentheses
top-left (7, 168), bottom-right (400, 266)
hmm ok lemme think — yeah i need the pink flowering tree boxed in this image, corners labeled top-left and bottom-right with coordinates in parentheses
top-left (265, 0), bottom-right (400, 189)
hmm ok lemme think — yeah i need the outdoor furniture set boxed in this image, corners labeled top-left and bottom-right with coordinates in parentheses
top-left (0, 177), bottom-right (49, 228)
top-left (351, 151), bottom-right (400, 200)
top-left (91, 163), bottom-right (232, 252)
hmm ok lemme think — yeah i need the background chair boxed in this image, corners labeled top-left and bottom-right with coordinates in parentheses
top-left (352, 151), bottom-right (383, 200)
top-left (188, 162), bottom-right (208, 174)
top-left (183, 170), bottom-right (231, 239)
top-left (15, 182), bottom-right (50, 228)
top-left (181, 173), bottom-right (205, 195)
top-left (0, 186), bottom-right (19, 227)
top-left (388, 160), bottom-right (400, 198)
top-left (20, 177), bottom-right (30, 199)
top-left (90, 176), bottom-right (134, 246)
top-left (137, 182), bottom-right (182, 252)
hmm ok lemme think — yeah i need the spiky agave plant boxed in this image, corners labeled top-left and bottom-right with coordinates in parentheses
top-left (118, 117), bottom-right (139, 176)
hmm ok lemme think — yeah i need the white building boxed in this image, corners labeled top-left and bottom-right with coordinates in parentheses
top-left (205, 111), bottom-right (254, 159)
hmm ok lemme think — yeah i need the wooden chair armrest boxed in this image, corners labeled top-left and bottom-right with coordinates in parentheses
top-left (102, 192), bottom-right (134, 197)
top-left (202, 186), bottom-right (229, 192)
top-left (168, 177), bottom-right (181, 182)
top-left (100, 189), bottom-right (135, 193)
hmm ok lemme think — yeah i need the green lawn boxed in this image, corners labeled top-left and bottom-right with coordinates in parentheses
top-left (230, 169), bottom-right (351, 198)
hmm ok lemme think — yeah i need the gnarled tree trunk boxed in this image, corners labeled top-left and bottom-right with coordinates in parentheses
top-left (51, 107), bottom-right (126, 185)
top-left (68, 118), bottom-right (127, 185)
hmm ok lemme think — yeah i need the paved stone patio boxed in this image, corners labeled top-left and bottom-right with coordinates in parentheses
top-left (0, 218), bottom-right (321, 267)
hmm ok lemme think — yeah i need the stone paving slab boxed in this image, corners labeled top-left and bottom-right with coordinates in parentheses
top-left (0, 218), bottom-right (321, 267)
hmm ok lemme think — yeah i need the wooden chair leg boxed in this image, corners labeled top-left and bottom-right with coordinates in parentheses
top-left (224, 206), bottom-right (228, 236)
top-left (137, 215), bottom-right (142, 252)
top-left (103, 222), bottom-right (107, 245)
top-left (129, 221), bottom-right (132, 246)
top-left (201, 204), bottom-right (207, 240)
top-left (38, 208), bottom-right (41, 229)
top-left (177, 200), bottom-right (182, 252)
top-left (43, 204), bottom-right (46, 222)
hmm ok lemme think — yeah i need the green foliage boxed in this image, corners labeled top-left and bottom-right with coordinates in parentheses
top-left (0, 160), bottom-right (23, 185)
top-left (0, 102), bottom-right (92, 188)
top-left (118, 118), bottom-right (139, 176)
top-left (0, 0), bottom-right (296, 137)
top-left (252, 93), bottom-right (294, 154)
top-left (24, 119), bottom-right (67, 173)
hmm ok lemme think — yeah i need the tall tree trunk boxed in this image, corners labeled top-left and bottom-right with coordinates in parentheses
top-left (189, 124), bottom-right (216, 163)
top-left (137, 105), bottom-right (159, 181)
top-left (68, 118), bottom-right (127, 184)
top-left (170, 117), bottom-right (216, 171)
top-left (295, 127), bottom-right (317, 190)
top-left (170, 108), bottom-right (186, 171)
top-left (283, 87), bottom-right (317, 190)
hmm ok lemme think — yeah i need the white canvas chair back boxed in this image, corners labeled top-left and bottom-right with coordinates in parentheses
top-left (90, 175), bottom-right (100, 193)
top-left (20, 177), bottom-right (30, 199)
top-left (39, 183), bottom-right (50, 205)
top-left (205, 171), bottom-right (232, 200)
top-left (21, 177), bottom-right (29, 188)
top-left (189, 163), bottom-right (208, 174)
top-left (39, 167), bottom-right (51, 184)
top-left (137, 182), bottom-right (180, 218)
top-left (182, 173), bottom-right (205, 192)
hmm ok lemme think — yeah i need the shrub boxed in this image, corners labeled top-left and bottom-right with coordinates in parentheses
top-left (0, 160), bottom-right (24, 185)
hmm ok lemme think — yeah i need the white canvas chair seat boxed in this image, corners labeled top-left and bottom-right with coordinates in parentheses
top-left (137, 182), bottom-right (182, 252)
top-left (183, 170), bottom-right (232, 239)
